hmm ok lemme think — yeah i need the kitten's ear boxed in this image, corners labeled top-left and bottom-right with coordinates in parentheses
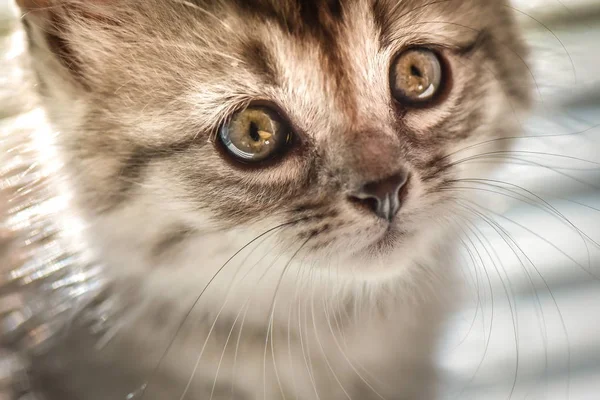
top-left (16, 0), bottom-right (49, 9)
top-left (17, 0), bottom-right (118, 87)
top-left (16, 0), bottom-right (113, 19)
top-left (16, 0), bottom-right (111, 9)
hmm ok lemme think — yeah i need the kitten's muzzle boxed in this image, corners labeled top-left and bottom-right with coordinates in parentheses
top-left (347, 169), bottom-right (409, 222)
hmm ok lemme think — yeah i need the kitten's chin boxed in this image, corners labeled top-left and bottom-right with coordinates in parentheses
top-left (331, 220), bottom-right (452, 280)
top-left (363, 225), bottom-right (407, 256)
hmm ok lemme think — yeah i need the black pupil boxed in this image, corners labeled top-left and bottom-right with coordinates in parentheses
top-left (249, 121), bottom-right (260, 142)
top-left (410, 64), bottom-right (422, 78)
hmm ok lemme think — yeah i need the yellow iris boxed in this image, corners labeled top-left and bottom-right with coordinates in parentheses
top-left (220, 106), bottom-right (288, 162)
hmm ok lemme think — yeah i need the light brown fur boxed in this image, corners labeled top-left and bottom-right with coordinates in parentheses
top-left (18, 1), bottom-right (531, 399)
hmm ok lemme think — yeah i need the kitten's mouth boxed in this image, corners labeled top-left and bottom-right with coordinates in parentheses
top-left (366, 225), bottom-right (404, 254)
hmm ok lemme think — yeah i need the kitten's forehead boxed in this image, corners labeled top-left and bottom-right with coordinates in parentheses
top-left (237, 0), bottom-right (383, 129)
top-left (215, 0), bottom-right (494, 136)
top-left (27, 0), bottom-right (524, 146)
top-left (220, 0), bottom-right (493, 50)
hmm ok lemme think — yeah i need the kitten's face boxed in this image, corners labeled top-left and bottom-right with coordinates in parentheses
top-left (22, 0), bottom-right (530, 272)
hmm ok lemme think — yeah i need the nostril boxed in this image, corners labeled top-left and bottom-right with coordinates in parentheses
top-left (347, 194), bottom-right (380, 215)
top-left (397, 178), bottom-right (410, 203)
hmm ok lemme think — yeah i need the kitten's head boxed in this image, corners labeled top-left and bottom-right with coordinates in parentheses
top-left (19, 0), bottom-right (530, 275)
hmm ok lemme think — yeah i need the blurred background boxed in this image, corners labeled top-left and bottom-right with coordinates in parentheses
top-left (438, 0), bottom-right (600, 399)
top-left (1, 0), bottom-right (599, 399)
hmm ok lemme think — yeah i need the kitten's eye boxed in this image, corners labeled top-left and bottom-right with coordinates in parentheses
top-left (219, 106), bottom-right (292, 163)
top-left (390, 48), bottom-right (443, 106)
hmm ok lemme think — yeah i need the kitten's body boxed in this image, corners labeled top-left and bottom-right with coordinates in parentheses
top-left (17, 0), bottom-right (530, 399)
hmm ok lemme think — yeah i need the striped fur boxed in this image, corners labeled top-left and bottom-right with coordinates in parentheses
top-left (18, 1), bottom-right (530, 399)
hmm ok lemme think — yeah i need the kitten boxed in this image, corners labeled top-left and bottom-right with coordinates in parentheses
top-left (17, 0), bottom-right (530, 399)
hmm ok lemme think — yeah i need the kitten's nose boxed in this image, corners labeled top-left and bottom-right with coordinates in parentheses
top-left (348, 170), bottom-right (409, 222)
